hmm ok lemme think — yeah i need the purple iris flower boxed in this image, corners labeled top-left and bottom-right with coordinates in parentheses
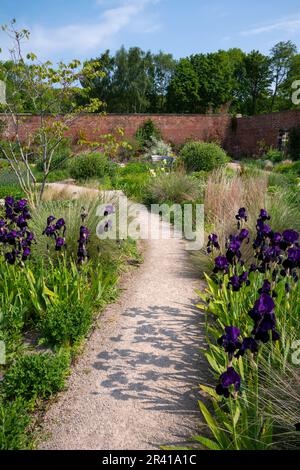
top-left (217, 326), bottom-right (241, 354)
top-left (55, 218), bottom-right (65, 230)
top-left (216, 367), bottom-right (241, 398)
top-left (213, 255), bottom-right (229, 273)
top-left (272, 232), bottom-right (282, 245)
top-left (22, 247), bottom-right (31, 260)
top-left (47, 216), bottom-right (56, 226)
top-left (207, 233), bottom-right (220, 252)
top-left (79, 226), bottom-right (90, 241)
top-left (249, 293), bottom-right (275, 319)
top-left (55, 237), bottom-right (65, 251)
top-left (14, 199), bottom-right (28, 212)
top-left (235, 338), bottom-right (259, 358)
top-left (259, 209), bottom-right (271, 221)
top-left (239, 228), bottom-right (249, 241)
top-left (258, 280), bottom-right (272, 295)
top-left (16, 216), bottom-right (27, 229)
top-left (236, 207), bottom-right (248, 222)
top-left (283, 246), bottom-right (300, 270)
top-left (282, 230), bottom-right (299, 245)
top-left (4, 196), bottom-right (14, 207)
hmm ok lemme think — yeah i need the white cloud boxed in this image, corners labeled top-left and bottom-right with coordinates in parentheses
top-left (241, 14), bottom-right (300, 36)
top-left (0, 0), bottom-right (161, 60)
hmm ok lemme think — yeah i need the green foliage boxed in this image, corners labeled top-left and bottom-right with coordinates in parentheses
top-left (264, 149), bottom-right (284, 163)
top-left (112, 172), bottom-right (150, 200)
top-left (135, 119), bottom-right (162, 149)
top-left (0, 398), bottom-right (32, 450)
top-left (68, 152), bottom-right (110, 180)
top-left (180, 141), bottom-right (228, 172)
top-left (2, 350), bottom-right (70, 403)
top-left (39, 286), bottom-right (94, 346)
top-left (0, 184), bottom-right (25, 200)
top-left (81, 47), bottom-right (176, 113)
top-left (117, 162), bottom-right (151, 176)
top-left (144, 172), bottom-right (203, 204)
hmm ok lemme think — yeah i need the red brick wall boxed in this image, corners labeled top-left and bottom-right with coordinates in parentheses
top-left (231, 109), bottom-right (300, 157)
top-left (1, 110), bottom-right (300, 157)
top-left (0, 113), bottom-right (231, 146)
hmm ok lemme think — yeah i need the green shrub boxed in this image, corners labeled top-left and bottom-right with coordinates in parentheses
top-left (0, 184), bottom-right (25, 200)
top-left (264, 149), bottom-right (284, 163)
top-left (68, 152), bottom-right (109, 180)
top-left (117, 162), bottom-right (151, 176)
top-left (180, 141), bottom-right (228, 172)
top-left (135, 119), bottom-right (162, 149)
top-left (144, 172), bottom-right (203, 205)
top-left (2, 351), bottom-right (70, 403)
top-left (0, 398), bottom-right (32, 450)
top-left (274, 161), bottom-right (300, 177)
top-left (39, 297), bottom-right (93, 346)
top-left (112, 172), bottom-right (150, 200)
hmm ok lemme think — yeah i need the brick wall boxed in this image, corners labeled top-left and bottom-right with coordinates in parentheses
top-left (231, 109), bottom-right (300, 157)
top-left (1, 110), bottom-right (300, 157)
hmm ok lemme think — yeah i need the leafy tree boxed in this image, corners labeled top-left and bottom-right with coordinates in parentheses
top-left (147, 51), bottom-right (176, 112)
top-left (236, 50), bottom-right (272, 115)
top-left (190, 51), bottom-right (235, 112)
top-left (0, 20), bottom-right (103, 204)
top-left (166, 58), bottom-right (199, 113)
top-left (269, 41), bottom-right (297, 111)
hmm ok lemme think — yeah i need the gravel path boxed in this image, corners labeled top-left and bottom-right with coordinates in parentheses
top-left (39, 206), bottom-right (206, 450)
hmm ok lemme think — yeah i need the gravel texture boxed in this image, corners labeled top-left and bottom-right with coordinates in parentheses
top-left (39, 206), bottom-right (207, 450)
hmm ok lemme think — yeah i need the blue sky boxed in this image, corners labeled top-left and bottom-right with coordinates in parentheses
top-left (1, 0), bottom-right (300, 62)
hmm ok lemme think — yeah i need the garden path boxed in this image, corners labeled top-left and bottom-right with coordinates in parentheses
top-left (39, 196), bottom-right (206, 450)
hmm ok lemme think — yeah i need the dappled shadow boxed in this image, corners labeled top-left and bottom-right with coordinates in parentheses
top-left (92, 303), bottom-right (208, 419)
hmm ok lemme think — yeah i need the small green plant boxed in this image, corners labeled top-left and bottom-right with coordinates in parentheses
top-left (264, 149), bottom-right (284, 163)
top-left (39, 296), bottom-right (93, 346)
top-left (180, 141), bottom-right (229, 172)
top-left (144, 172), bottom-right (202, 204)
top-left (2, 350), bottom-right (70, 403)
top-left (68, 152), bottom-right (109, 180)
top-left (0, 398), bottom-right (32, 450)
top-left (135, 119), bottom-right (162, 149)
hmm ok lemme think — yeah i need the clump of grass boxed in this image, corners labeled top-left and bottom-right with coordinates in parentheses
top-left (144, 171), bottom-right (203, 205)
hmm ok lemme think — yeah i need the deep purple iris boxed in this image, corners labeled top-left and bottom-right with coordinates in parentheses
top-left (217, 326), bottom-right (241, 354)
top-left (55, 237), bottom-right (65, 251)
top-left (235, 337), bottom-right (259, 358)
top-left (259, 209), bottom-right (271, 221)
top-left (207, 233), bottom-right (220, 252)
top-left (47, 215), bottom-right (56, 226)
top-left (55, 218), bottom-right (65, 230)
top-left (258, 280), bottom-right (272, 295)
top-left (213, 255), bottom-right (229, 273)
top-left (236, 207), bottom-right (248, 222)
top-left (282, 230), bottom-right (299, 245)
top-left (216, 367), bottom-right (241, 397)
top-left (14, 199), bottom-right (28, 212)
